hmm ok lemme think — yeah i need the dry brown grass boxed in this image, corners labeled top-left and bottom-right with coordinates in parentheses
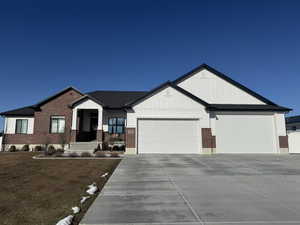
top-left (0, 152), bottom-right (121, 225)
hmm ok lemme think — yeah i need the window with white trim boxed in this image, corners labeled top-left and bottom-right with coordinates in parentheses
top-left (15, 119), bottom-right (28, 134)
top-left (50, 116), bottom-right (65, 133)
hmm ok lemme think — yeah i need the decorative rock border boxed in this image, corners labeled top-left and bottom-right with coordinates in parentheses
top-left (32, 155), bottom-right (123, 160)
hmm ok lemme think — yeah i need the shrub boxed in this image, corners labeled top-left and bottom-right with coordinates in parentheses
top-left (54, 151), bottom-right (64, 157)
top-left (95, 151), bottom-right (106, 157)
top-left (81, 152), bottom-right (92, 157)
top-left (56, 148), bottom-right (65, 154)
top-left (21, 144), bottom-right (29, 151)
top-left (8, 145), bottom-right (17, 152)
top-left (34, 145), bottom-right (43, 152)
top-left (119, 145), bottom-right (125, 151)
top-left (111, 152), bottom-right (120, 158)
top-left (69, 152), bottom-right (78, 157)
top-left (112, 146), bottom-right (119, 151)
top-left (102, 142), bottom-right (110, 151)
top-left (45, 145), bottom-right (56, 156)
top-left (94, 144), bottom-right (101, 153)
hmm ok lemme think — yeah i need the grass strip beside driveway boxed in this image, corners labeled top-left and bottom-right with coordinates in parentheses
top-left (0, 152), bottom-right (121, 225)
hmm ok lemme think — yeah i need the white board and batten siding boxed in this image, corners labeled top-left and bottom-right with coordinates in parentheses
top-left (177, 69), bottom-right (266, 105)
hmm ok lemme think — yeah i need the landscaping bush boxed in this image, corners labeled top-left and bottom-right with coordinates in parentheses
top-left (56, 148), bottom-right (65, 154)
top-left (112, 146), bottom-right (119, 151)
top-left (111, 152), bottom-right (120, 158)
top-left (54, 151), bottom-right (64, 157)
top-left (102, 142), bottom-right (110, 151)
top-left (94, 144), bottom-right (101, 153)
top-left (81, 152), bottom-right (92, 157)
top-left (69, 152), bottom-right (79, 157)
top-left (34, 145), bottom-right (43, 152)
top-left (45, 145), bottom-right (56, 156)
top-left (8, 145), bottom-right (17, 152)
top-left (95, 151), bottom-right (106, 157)
top-left (21, 144), bottom-right (29, 152)
top-left (119, 145), bottom-right (125, 151)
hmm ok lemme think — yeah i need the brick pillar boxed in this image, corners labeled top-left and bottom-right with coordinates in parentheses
top-left (202, 128), bottom-right (216, 154)
top-left (125, 128), bottom-right (136, 154)
top-left (70, 130), bottom-right (77, 142)
top-left (96, 130), bottom-right (103, 142)
top-left (279, 136), bottom-right (289, 153)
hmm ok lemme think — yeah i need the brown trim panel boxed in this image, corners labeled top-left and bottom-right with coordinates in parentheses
top-left (126, 128), bottom-right (135, 148)
top-left (202, 128), bottom-right (216, 148)
top-left (279, 136), bottom-right (289, 148)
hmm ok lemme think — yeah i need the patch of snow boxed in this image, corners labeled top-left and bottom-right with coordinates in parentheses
top-left (86, 183), bottom-right (98, 195)
top-left (56, 215), bottom-right (74, 225)
top-left (80, 196), bottom-right (91, 204)
top-left (101, 172), bottom-right (109, 178)
top-left (71, 206), bottom-right (80, 214)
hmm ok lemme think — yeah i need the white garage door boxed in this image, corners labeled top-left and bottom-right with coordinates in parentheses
top-left (216, 115), bottom-right (277, 153)
top-left (138, 119), bottom-right (200, 154)
top-left (288, 131), bottom-right (300, 153)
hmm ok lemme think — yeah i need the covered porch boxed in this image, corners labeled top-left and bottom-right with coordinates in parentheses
top-left (70, 96), bottom-right (127, 149)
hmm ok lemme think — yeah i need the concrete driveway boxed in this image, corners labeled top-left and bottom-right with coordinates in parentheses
top-left (81, 154), bottom-right (300, 225)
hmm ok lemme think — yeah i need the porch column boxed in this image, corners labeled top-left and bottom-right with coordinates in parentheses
top-left (71, 109), bottom-right (78, 142)
top-left (97, 109), bottom-right (103, 142)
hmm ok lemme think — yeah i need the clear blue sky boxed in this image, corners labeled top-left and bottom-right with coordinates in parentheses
top-left (1, 0), bottom-right (300, 130)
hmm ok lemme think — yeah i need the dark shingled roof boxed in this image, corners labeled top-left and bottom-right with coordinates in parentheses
top-left (86, 90), bottom-right (148, 108)
top-left (0, 106), bottom-right (35, 116)
top-left (208, 104), bottom-right (291, 112)
top-left (286, 116), bottom-right (300, 124)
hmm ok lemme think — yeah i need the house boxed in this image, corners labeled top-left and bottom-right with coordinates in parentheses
top-left (0, 64), bottom-right (291, 154)
top-left (286, 116), bottom-right (300, 153)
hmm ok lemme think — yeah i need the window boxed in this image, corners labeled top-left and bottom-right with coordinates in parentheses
top-left (15, 119), bottom-right (28, 134)
top-left (50, 116), bottom-right (65, 133)
top-left (108, 117), bottom-right (125, 134)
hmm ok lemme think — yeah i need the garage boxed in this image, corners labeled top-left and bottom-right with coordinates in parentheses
top-left (288, 131), bottom-right (300, 153)
top-left (216, 115), bottom-right (277, 153)
top-left (137, 119), bottom-right (200, 154)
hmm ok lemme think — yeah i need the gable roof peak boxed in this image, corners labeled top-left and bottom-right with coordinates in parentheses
top-left (173, 63), bottom-right (278, 106)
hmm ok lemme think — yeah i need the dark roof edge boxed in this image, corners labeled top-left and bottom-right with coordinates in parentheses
top-left (168, 82), bottom-right (210, 107)
top-left (207, 104), bottom-right (292, 112)
top-left (125, 81), bottom-right (171, 107)
top-left (173, 63), bottom-right (278, 106)
top-left (0, 106), bottom-right (35, 116)
top-left (34, 86), bottom-right (84, 108)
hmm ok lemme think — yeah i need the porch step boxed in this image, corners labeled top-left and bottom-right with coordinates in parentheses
top-left (66, 142), bottom-right (99, 154)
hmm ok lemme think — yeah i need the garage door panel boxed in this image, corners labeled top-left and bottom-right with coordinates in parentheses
top-left (138, 119), bottom-right (200, 154)
top-left (216, 116), bottom-right (277, 153)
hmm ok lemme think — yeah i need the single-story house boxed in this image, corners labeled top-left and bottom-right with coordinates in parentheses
top-left (0, 64), bottom-right (292, 154)
top-left (286, 116), bottom-right (300, 153)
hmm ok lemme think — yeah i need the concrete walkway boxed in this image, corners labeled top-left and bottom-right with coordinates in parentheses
top-left (80, 154), bottom-right (300, 225)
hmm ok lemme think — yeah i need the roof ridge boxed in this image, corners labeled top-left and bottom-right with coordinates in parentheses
top-left (87, 90), bottom-right (148, 93)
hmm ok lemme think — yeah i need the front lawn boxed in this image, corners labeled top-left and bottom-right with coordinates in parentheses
top-left (0, 152), bottom-right (121, 225)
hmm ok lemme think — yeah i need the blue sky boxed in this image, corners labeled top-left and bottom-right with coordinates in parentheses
top-left (0, 0), bottom-right (300, 130)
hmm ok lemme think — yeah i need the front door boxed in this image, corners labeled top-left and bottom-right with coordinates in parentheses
top-left (90, 117), bottom-right (98, 141)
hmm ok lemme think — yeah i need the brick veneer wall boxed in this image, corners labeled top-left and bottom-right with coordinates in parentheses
top-left (3, 89), bottom-right (83, 145)
top-left (202, 128), bottom-right (216, 149)
top-left (125, 128), bottom-right (135, 148)
top-left (279, 136), bottom-right (289, 148)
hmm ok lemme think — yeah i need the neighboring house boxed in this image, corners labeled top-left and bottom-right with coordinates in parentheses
top-left (0, 64), bottom-right (291, 154)
top-left (286, 116), bottom-right (300, 153)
